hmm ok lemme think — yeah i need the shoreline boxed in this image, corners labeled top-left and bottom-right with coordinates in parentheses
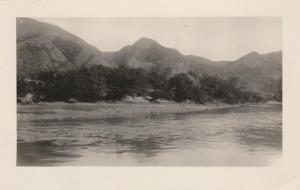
top-left (16, 102), bottom-right (267, 121)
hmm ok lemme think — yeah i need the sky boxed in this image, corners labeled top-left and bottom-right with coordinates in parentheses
top-left (36, 17), bottom-right (281, 61)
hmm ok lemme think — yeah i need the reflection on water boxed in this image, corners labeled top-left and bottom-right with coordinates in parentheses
top-left (17, 103), bottom-right (282, 166)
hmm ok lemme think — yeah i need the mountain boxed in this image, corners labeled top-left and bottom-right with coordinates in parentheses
top-left (104, 37), bottom-right (218, 74)
top-left (17, 18), bottom-right (282, 96)
top-left (105, 37), bottom-right (282, 95)
top-left (17, 18), bottom-right (109, 76)
top-left (220, 51), bottom-right (282, 95)
top-left (105, 37), bottom-right (190, 74)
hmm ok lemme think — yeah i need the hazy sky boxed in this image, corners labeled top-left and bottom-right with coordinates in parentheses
top-left (36, 17), bottom-right (281, 61)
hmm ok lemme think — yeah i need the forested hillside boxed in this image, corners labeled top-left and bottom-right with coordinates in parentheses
top-left (17, 18), bottom-right (282, 103)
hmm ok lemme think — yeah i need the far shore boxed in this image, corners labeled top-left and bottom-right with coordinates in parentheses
top-left (16, 101), bottom-right (277, 122)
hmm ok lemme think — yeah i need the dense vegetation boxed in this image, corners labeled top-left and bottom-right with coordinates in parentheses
top-left (17, 64), bottom-right (280, 104)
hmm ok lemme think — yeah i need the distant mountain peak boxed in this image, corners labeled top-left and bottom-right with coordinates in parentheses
top-left (235, 51), bottom-right (261, 62)
top-left (133, 37), bottom-right (160, 47)
top-left (243, 51), bottom-right (260, 57)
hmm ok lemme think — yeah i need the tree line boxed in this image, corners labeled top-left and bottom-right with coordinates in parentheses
top-left (17, 64), bottom-right (277, 104)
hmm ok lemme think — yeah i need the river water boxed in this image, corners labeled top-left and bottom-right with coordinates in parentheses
top-left (17, 103), bottom-right (282, 166)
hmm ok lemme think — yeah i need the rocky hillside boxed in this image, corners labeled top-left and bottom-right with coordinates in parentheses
top-left (17, 18), bottom-right (109, 76)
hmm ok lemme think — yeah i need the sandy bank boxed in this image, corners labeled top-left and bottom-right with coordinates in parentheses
top-left (17, 102), bottom-right (242, 121)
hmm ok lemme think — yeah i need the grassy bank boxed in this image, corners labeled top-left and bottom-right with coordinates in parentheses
top-left (17, 102), bottom-right (243, 122)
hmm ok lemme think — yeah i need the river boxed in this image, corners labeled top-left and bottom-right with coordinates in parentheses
top-left (17, 103), bottom-right (282, 166)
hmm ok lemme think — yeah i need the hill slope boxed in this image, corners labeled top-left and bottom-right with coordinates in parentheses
top-left (104, 37), bottom-right (219, 75)
top-left (220, 51), bottom-right (282, 95)
top-left (17, 18), bottom-right (109, 76)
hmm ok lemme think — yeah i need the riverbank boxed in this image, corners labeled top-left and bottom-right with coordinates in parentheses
top-left (17, 102), bottom-right (244, 122)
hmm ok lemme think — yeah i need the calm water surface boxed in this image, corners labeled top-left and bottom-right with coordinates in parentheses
top-left (17, 103), bottom-right (282, 166)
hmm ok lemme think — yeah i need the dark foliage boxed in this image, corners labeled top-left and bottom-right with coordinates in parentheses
top-left (17, 64), bottom-right (269, 104)
top-left (273, 77), bottom-right (282, 102)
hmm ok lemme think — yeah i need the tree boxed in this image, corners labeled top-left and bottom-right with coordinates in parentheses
top-left (273, 77), bottom-right (282, 102)
top-left (169, 73), bottom-right (193, 102)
